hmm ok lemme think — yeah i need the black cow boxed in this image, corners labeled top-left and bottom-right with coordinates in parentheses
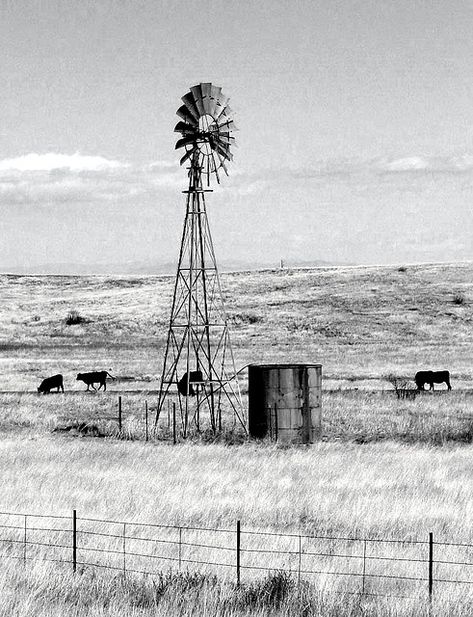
top-left (177, 370), bottom-right (203, 396)
top-left (38, 374), bottom-right (64, 394)
top-left (76, 371), bottom-right (115, 391)
top-left (415, 370), bottom-right (452, 391)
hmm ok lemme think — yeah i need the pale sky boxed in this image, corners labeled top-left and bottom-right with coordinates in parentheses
top-left (0, 0), bottom-right (472, 271)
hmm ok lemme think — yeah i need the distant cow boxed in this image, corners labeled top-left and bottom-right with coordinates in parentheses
top-left (76, 371), bottom-right (115, 391)
top-left (177, 370), bottom-right (203, 397)
top-left (415, 370), bottom-right (452, 391)
top-left (38, 374), bottom-right (64, 394)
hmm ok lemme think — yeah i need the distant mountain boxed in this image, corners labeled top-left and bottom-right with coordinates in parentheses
top-left (0, 258), bottom-right (352, 276)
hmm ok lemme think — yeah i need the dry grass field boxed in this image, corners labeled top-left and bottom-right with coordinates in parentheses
top-left (0, 261), bottom-right (471, 390)
top-left (0, 262), bottom-right (472, 616)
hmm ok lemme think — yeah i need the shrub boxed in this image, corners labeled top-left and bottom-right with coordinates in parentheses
top-left (229, 312), bottom-right (263, 325)
top-left (452, 292), bottom-right (466, 305)
top-left (385, 374), bottom-right (417, 399)
top-left (65, 310), bottom-right (86, 326)
top-left (237, 571), bottom-right (296, 610)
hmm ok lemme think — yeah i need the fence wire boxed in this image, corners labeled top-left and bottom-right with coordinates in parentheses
top-left (0, 509), bottom-right (472, 600)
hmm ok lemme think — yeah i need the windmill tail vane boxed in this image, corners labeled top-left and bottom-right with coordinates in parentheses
top-left (156, 83), bottom-right (245, 437)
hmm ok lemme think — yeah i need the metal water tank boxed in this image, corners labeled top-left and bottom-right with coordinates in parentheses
top-left (248, 364), bottom-right (322, 444)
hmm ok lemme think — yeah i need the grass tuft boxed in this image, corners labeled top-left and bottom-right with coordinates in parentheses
top-left (65, 310), bottom-right (88, 326)
top-left (452, 292), bottom-right (466, 305)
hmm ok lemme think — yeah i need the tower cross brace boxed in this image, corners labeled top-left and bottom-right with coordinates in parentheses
top-left (155, 160), bottom-right (245, 436)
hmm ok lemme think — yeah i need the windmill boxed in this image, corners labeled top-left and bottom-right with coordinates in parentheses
top-left (155, 83), bottom-right (245, 437)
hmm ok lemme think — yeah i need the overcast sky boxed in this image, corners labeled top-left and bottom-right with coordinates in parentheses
top-left (0, 0), bottom-right (472, 272)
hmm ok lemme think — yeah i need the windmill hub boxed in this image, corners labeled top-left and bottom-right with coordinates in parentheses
top-left (198, 114), bottom-right (216, 133)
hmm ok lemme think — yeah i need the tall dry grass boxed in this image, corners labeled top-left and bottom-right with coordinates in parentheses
top-left (1, 562), bottom-right (473, 616)
top-left (1, 436), bottom-right (472, 543)
top-left (1, 390), bottom-right (471, 446)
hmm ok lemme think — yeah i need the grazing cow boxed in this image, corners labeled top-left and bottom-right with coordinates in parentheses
top-left (415, 370), bottom-right (452, 391)
top-left (177, 370), bottom-right (203, 397)
top-left (76, 371), bottom-right (115, 391)
top-left (38, 374), bottom-right (64, 394)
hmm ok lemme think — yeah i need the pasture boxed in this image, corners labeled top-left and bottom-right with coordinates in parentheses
top-left (0, 261), bottom-right (472, 616)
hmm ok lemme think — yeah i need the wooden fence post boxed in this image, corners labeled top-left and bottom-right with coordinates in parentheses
top-left (118, 396), bottom-right (122, 433)
top-left (72, 509), bottom-right (77, 573)
top-left (173, 402), bottom-right (177, 444)
top-left (145, 400), bottom-right (149, 442)
top-left (178, 527), bottom-right (182, 570)
top-left (429, 532), bottom-right (434, 600)
top-left (361, 539), bottom-right (367, 594)
top-left (297, 535), bottom-right (302, 587)
top-left (236, 520), bottom-right (241, 586)
top-left (123, 523), bottom-right (126, 575)
top-left (23, 515), bottom-right (27, 565)
top-left (274, 403), bottom-right (278, 441)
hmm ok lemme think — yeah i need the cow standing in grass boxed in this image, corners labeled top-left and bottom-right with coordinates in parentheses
top-left (415, 370), bottom-right (452, 391)
top-left (38, 374), bottom-right (64, 394)
top-left (76, 371), bottom-right (115, 391)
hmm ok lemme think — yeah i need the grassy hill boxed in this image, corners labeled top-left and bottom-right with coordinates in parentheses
top-left (0, 261), bottom-right (471, 391)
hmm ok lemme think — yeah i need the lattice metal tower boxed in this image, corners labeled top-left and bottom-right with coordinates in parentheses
top-left (155, 83), bottom-right (245, 436)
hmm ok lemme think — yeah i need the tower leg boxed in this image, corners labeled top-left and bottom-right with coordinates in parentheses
top-left (156, 162), bottom-right (245, 435)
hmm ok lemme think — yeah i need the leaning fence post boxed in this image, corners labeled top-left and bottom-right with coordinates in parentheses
top-left (72, 509), bottom-right (77, 573)
top-left (429, 532), bottom-right (434, 600)
top-left (236, 520), bottom-right (241, 586)
top-left (118, 396), bottom-right (122, 433)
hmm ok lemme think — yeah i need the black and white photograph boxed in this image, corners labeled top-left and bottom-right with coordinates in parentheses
top-left (0, 1), bottom-right (472, 615)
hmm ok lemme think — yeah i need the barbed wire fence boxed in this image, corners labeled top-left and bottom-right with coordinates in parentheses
top-left (1, 509), bottom-right (473, 600)
top-left (54, 392), bottom-right (473, 444)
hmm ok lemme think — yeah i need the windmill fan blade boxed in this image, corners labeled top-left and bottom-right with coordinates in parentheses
top-left (214, 94), bottom-right (229, 111)
top-left (175, 135), bottom-right (197, 150)
top-left (210, 139), bottom-right (229, 160)
top-left (190, 85), bottom-right (206, 117)
top-left (215, 105), bottom-right (234, 122)
top-left (214, 151), bottom-right (229, 176)
top-left (176, 105), bottom-right (198, 126)
top-left (215, 140), bottom-right (230, 154)
top-left (211, 152), bottom-right (221, 184)
top-left (200, 83), bottom-right (219, 116)
top-left (200, 83), bottom-right (212, 99)
top-left (181, 93), bottom-right (201, 122)
top-left (202, 85), bottom-right (222, 117)
top-left (209, 84), bottom-right (222, 100)
top-left (216, 144), bottom-right (233, 162)
top-left (180, 147), bottom-right (197, 166)
top-left (202, 96), bottom-right (217, 117)
top-left (174, 121), bottom-right (198, 135)
top-left (216, 134), bottom-right (235, 145)
top-left (217, 119), bottom-right (237, 132)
